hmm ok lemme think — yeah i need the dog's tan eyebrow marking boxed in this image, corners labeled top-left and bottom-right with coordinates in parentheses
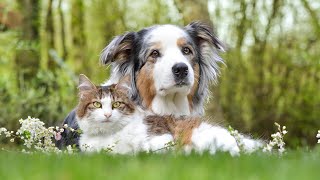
top-left (177, 37), bottom-right (187, 47)
top-left (177, 37), bottom-right (193, 49)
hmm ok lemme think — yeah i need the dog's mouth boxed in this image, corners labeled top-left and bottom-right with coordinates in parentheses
top-left (174, 80), bottom-right (190, 87)
top-left (158, 80), bottom-right (192, 95)
top-left (159, 82), bottom-right (189, 91)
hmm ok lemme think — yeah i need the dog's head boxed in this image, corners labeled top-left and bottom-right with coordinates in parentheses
top-left (100, 21), bottom-right (224, 115)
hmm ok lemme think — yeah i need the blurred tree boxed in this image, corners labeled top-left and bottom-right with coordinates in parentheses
top-left (45, 0), bottom-right (56, 70)
top-left (208, 0), bottom-right (320, 147)
top-left (58, 0), bottom-right (67, 60)
top-left (0, 3), bottom-right (22, 31)
top-left (15, 0), bottom-right (40, 81)
top-left (71, 0), bottom-right (86, 72)
top-left (301, 0), bottom-right (320, 38)
top-left (174, 0), bottom-right (212, 26)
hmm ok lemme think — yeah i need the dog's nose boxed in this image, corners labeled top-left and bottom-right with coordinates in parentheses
top-left (172, 63), bottom-right (188, 79)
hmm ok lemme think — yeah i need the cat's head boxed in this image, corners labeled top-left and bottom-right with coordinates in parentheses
top-left (76, 74), bottom-right (136, 135)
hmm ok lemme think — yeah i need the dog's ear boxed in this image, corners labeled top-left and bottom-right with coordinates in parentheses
top-left (100, 32), bottom-right (136, 65)
top-left (185, 21), bottom-right (225, 52)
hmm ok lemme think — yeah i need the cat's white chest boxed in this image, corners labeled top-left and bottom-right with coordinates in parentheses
top-left (79, 118), bottom-right (174, 154)
top-left (79, 118), bottom-right (147, 154)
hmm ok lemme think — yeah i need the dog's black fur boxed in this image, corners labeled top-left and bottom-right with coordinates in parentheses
top-left (55, 109), bottom-right (80, 149)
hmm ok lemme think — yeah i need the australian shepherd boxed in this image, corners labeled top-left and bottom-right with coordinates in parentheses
top-left (101, 21), bottom-right (225, 116)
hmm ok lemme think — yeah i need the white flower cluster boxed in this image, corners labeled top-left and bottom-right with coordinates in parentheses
top-left (228, 126), bottom-right (245, 152)
top-left (316, 130), bottom-right (320, 144)
top-left (17, 117), bottom-right (60, 152)
top-left (263, 122), bottom-right (287, 154)
top-left (0, 116), bottom-right (77, 154)
top-left (0, 128), bottom-right (14, 139)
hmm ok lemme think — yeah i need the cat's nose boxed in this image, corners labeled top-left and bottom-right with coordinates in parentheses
top-left (104, 113), bottom-right (112, 118)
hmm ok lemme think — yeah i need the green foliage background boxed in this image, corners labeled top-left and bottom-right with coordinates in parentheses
top-left (0, 0), bottom-right (319, 148)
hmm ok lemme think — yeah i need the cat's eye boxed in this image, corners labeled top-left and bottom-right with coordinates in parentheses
top-left (93, 101), bottom-right (102, 108)
top-left (112, 101), bottom-right (121, 109)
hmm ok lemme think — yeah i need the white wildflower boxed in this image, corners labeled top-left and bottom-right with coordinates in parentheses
top-left (264, 143), bottom-right (272, 152)
top-left (316, 130), bottom-right (320, 143)
top-left (0, 127), bottom-right (7, 134)
top-left (81, 144), bottom-right (92, 151)
top-left (65, 145), bottom-right (74, 154)
top-left (164, 141), bottom-right (176, 150)
top-left (263, 122), bottom-right (287, 154)
top-left (103, 143), bottom-right (116, 153)
top-left (1, 117), bottom-right (82, 154)
top-left (13, 117), bottom-right (60, 153)
top-left (229, 126), bottom-right (245, 152)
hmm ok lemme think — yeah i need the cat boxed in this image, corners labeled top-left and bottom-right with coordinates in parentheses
top-left (76, 74), bottom-right (173, 153)
top-left (76, 74), bottom-right (262, 155)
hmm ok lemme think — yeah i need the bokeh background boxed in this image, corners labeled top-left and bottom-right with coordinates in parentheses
top-left (0, 0), bottom-right (319, 148)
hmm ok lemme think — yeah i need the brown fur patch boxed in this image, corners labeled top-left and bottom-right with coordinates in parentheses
top-left (187, 62), bottom-right (200, 111)
top-left (118, 75), bottom-right (131, 86)
top-left (144, 115), bottom-right (174, 135)
top-left (111, 85), bottom-right (136, 114)
top-left (172, 116), bottom-right (201, 145)
top-left (145, 115), bottom-right (201, 145)
top-left (177, 37), bottom-right (194, 54)
top-left (114, 39), bottom-right (132, 62)
top-left (177, 37), bottom-right (187, 47)
top-left (76, 89), bottom-right (99, 118)
top-left (136, 61), bottom-right (156, 108)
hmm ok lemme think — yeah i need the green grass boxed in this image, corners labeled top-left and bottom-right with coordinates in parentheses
top-left (1, 149), bottom-right (320, 180)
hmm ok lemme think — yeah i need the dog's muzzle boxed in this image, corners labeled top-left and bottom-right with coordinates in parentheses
top-left (172, 63), bottom-right (189, 83)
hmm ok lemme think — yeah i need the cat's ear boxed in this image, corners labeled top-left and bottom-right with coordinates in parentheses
top-left (115, 75), bottom-right (131, 93)
top-left (117, 75), bottom-right (131, 89)
top-left (78, 74), bottom-right (96, 91)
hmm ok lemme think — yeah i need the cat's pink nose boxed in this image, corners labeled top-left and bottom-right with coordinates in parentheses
top-left (104, 113), bottom-right (112, 118)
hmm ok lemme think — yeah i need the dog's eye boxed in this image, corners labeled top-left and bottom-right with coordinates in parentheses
top-left (182, 47), bottom-right (191, 55)
top-left (150, 50), bottom-right (160, 58)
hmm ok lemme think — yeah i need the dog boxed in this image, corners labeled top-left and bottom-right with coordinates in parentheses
top-left (101, 21), bottom-right (225, 116)
top-left (56, 21), bottom-right (225, 148)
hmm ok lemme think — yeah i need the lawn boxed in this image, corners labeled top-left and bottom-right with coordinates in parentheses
top-left (1, 149), bottom-right (319, 180)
